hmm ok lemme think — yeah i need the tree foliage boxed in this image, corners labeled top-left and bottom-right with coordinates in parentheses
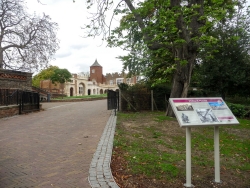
top-left (0, 0), bottom-right (59, 71)
top-left (83, 0), bottom-right (237, 116)
top-left (50, 68), bottom-right (72, 85)
top-left (32, 65), bottom-right (59, 87)
top-left (196, 0), bottom-right (250, 99)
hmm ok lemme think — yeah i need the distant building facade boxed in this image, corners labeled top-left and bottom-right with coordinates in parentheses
top-left (40, 59), bottom-right (141, 97)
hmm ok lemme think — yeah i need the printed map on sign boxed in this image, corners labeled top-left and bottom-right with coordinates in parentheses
top-left (169, 98), bottom-right (239, 127)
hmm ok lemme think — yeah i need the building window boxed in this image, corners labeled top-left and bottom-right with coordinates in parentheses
top-left (110, 80), bottom-right (113, 85)
top-left (92, 69), bottom-right (95, 73)
top-left (116, 78), bottom-right (124, 85)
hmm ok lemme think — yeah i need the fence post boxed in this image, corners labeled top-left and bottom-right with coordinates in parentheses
top-left (6, 89), bottom-right (9, 106)
top-left (19, 98), bottom-right (22, 115)
top-left (16, 90), bottom-right (19, 105)
top-left (117, 90), bottom-right (119, 111)
top-left (22, 91), bottom-right (24, 112)
top-left (119, 90), bottom-right (122, 112)
top-left (37, 93), bottom-right (40, 110)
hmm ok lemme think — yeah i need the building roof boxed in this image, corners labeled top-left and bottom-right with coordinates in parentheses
top-left (91, 59), bottom-right (102, 67)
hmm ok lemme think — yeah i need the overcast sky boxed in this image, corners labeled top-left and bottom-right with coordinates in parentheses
top-left (25, 0), bottom-right (250, 75)
top-left (25, 0), bottom-right (127, 75)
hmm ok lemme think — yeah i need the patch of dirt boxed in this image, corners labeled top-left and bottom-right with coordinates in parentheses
top-left (111, 113), bottom-right (250, 188)
top-left (224, 127), bottom-right (250, 139)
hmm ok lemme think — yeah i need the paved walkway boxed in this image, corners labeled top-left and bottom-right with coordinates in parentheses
top-left (88, 110), bottom-right (119, 188)
top-left (0, 100), bottom-right (118, 188)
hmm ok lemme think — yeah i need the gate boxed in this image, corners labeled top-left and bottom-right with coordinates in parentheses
top-left (107, 90), bottom-right (119, 115)
top-left (19, 91), bottom-right (40, 114)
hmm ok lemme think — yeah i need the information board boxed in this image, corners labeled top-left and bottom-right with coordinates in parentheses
top-left (169, 98), bottom-right (239, 127)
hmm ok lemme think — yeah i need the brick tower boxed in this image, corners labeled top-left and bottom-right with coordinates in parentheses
top-left (90, 59), bottom-right (103, 84)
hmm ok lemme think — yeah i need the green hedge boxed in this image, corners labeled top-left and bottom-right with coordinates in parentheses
top-left (226, 102), bottom-right (249, 118)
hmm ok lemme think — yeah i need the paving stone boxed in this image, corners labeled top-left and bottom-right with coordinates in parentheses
top-left (0, 100), bottom-right (110, 188)
top-left (88, 110), bottom-right (120, 188)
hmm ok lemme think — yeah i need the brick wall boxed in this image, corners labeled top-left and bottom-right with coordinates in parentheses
top-left (40, 80), bottom-right (63, 94)
top-left (90, 66), bottom-right (103, 84)
top-left (0, 69), bottom-right (32, 90)
top-left (104, 72), bottom-right (138, 85)
top-left (0, 105), bottom-right (19, 118)
top-left (105, 72), bottom-right (122, 85)
top-left (0, 104), bottom-right (42, 119)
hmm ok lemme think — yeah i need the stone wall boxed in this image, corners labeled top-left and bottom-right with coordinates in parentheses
top-left (0, 69), bottom-right (32, 90)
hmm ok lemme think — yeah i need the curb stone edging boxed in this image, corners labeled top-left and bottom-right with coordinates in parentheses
top-left (88, 110), bottom-right (120, 188)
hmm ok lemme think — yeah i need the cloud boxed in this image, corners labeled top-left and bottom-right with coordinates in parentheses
top-left (69, 43), bottom-right (89, 50)
top-left (26, 0), bottom-right (127, 75)
top-left (55, 51), bottom-right (72, 58)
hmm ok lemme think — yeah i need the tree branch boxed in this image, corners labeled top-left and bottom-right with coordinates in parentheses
top-left (124, 0), bottom-right (169, 51)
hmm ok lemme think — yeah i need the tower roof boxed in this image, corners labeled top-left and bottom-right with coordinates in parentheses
top-left (91, 59), bottom-right (102, 67)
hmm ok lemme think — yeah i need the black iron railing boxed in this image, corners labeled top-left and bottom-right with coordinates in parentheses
top-left (0, 89), bottom-right (40, 114)
top-left (0, 89), bottom-right (21, 106)
top-left (19, 90), bottom-right (40, 114)
top-left (107, 90), bottom-right (119, 115)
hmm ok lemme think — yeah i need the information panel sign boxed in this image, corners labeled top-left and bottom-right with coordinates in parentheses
top-left (169, 98), bottom-right (239, 127)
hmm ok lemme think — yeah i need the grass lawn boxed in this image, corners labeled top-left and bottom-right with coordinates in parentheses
top-left (111, 111), bottom-right (250, 188)
top-left (53, 94), bottom-right (107, 100)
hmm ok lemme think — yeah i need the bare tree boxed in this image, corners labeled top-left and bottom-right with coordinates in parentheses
top-left (0, 0), bottom-right (59, 71)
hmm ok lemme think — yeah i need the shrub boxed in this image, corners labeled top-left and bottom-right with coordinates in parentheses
top-left (118, 83), bottom-right (129, 91)
top-left (227, 103), bottom-right (247, 118)
top-left (188, 89), bottom-right (207, 97)
top-left (151, 84), bottom-right (171, 111)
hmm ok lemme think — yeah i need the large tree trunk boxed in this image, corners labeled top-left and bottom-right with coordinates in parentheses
top-left (124, 0), bottom-right (203, 117)
top-left (166, 47), bottom-right (196, 117)
top-left (165, 1), bottom-right (203, 116)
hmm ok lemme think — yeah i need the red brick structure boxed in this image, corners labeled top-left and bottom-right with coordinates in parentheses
top-left (105, 72), bottom-right (139, 86)
top-left (0, 69), bottom-right (41, 118)
top-left (89, 59), bottom-right (105, 84)
top-left (0, 105), bottom-right (19, 119)
top-left (0, 69), bottom-right (32, 90)
top-left (40, 80), bottom-right (62, 93)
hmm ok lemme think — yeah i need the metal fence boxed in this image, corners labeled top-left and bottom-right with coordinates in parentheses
top-left (0, 89), bottom-right (40, 114)
top-left (19, 91), bottom-right (40, 114)
top-left (107, 90), bottom-right (119, 115)
top-left (0, 89), bottom-right (21, 106)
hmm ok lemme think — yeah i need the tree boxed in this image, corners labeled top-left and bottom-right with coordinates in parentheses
top-left (0, 0), bottom-right (59, 71)
top-left (32, 65), bottom-right (59, 87)
top-left (83, 0), bottom-right (236, 116)
top-left (196, 0), bottom-right (250, 99)
top-left (50, 68), bottom-right (72, 98)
